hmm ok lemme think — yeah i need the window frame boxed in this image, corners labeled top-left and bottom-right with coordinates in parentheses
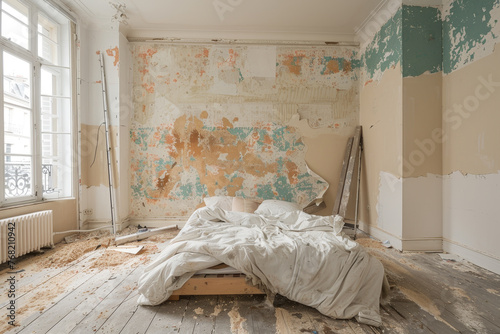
top-left (0, 0), bottom-right (75, 207)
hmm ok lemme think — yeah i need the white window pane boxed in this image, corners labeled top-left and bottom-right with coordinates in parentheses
top-left (5, 156), bottom-right (32, 198)
top-left (41, 97), bottom-right (71, 133)
top-left (3, 52), bottom-right (31, 105)
top-left (4, 105), bottom-right (32, 154)
top-left (3, 52), bottom-right (32, 158)
top-left (41, 66), bottom-right (70, 97)
top-left (41, 133), bottom-right (71, 198)
top-left (38, 14), bottom-right (60, 65)
top-left (1, 13), bottom-right (29, 50)
top-left (38, 34), bottom-right (59, 64)
top-left (2, 0), bottom-right (28, 24)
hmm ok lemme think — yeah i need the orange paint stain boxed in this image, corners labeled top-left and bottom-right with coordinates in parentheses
top-left (200, 111), bottom-right (209, 119)
top-left (343, 60), bottom-right (352, 72)
top-left (106, 46), bottom-right (120, 66)
top-left (222, 118), bottom-right (233, 128)
top-left (142, 82), bottom-right (155, 94)
top-left (282, 55), bottom-right (302, 75)
top-left (138, 48), bottom-right (158, 65)
top-left (325, 59), bottom-right (340, 74)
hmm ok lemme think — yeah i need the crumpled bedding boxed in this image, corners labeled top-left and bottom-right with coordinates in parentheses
top-left (137, 207), bottom-right (387, 326)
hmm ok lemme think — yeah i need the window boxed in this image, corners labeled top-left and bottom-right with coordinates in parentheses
top-left (0, 0), bottom-right (73, 205)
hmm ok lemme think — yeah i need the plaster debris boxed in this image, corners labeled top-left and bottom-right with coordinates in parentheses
top-left (228, 306), bottom-right (249, 334)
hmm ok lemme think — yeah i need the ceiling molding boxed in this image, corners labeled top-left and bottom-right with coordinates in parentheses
top-left (127, 37), bottom-right (359, 47)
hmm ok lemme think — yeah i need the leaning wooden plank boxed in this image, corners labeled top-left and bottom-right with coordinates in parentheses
top-left (115, 225), bottom-right (178, 245)
top-left (333, 137), bottom-right (354, 215)
top-left (303, 201), bottom-right (327, 214)
top-left (169, 275), bottom-right (264, 298)
top-left (339, 126), bottom-right (362, 218)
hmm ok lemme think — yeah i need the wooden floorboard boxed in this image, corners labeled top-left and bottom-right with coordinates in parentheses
top-left (2, 230), bottom-right (500, 334)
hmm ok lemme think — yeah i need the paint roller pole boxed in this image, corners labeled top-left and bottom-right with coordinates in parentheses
top-left (99, 53), bottom-right (117, 236)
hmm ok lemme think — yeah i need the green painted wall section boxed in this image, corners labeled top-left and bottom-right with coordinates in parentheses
top-left (403, 5), bottom-right (442, 77)
top-left (362, 8), bottom-right (402, 81)
top-left (443, 0), bottom-right (500, 74)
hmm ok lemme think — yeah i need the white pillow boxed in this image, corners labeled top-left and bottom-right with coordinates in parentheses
top-left (254, 200), bottom-right (302, 216)
top-left (203, 196), bottom-right (233, 211)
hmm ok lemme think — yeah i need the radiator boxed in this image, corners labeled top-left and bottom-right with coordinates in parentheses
top-left (0, 210), bottom-right (53, 264)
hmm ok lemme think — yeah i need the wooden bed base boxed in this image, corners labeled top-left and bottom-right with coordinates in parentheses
top-left (168, 265), bottom-right (265, 300)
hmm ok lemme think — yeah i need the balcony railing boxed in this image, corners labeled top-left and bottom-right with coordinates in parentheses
top-left (4, 163), bottom-right (54, 198)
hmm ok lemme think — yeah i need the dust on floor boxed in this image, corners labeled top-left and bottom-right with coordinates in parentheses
top-left (0, 225), bottom-right (179, 332)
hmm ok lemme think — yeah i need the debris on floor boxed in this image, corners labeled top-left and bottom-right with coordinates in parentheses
top-left (439, 253), bottom-right (462, 262)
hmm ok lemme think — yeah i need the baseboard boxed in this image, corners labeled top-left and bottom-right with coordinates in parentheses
top-left (128, 217), bottom-right (189, 229)
top-left (443, 239), bottom-right (500, 275)
top-left (82, 218), bottom-right (131, 232)
top-left (357, 221), bottom-right (403, 251)
top-left (401, 238), bottom-right (442, 252)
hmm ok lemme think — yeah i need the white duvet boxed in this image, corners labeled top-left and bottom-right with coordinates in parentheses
top-left (137, 207), bottom-right (387, 326)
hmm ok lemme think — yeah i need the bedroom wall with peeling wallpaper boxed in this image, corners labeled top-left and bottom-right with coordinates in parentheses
top-left (130, 45), bottom-right (360, 217)
top-left (359, 0), bottom-right (500, 273)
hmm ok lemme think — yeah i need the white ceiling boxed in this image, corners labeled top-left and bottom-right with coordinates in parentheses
top-left (60, 0), bottom-right (387, 42)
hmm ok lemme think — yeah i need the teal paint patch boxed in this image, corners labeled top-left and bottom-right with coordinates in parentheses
top-left (443, 0), bottom-right (500, 74)
top-left (403, 5), bottom-right (442, 77)
top-left (155, 158), bottom-right (175, 173)
top-left (227, 128), bottom-right (253, 141)
top-left (131, 184), bottom-right (143, 198)
top-left (257, 184), bottom-right (274, 199)
top-left (131, 128), bottom-right (154, 151)
top-left (177, 183), bottom-right (193, 199)
top-left (362, 8), bottom-right (402, 81)
top-left (274, 176), bottom-right (294, 202)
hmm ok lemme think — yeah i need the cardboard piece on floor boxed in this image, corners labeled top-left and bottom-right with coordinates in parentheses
top-left (108, 245), bottom-right (144, 255)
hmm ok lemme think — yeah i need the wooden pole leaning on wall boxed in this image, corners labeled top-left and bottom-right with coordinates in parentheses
top-left (332, 126), bottom-right (363, 239)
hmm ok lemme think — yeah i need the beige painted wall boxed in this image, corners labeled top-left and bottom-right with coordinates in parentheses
top-left (359, 64), bottom-right (403, 235)
top-left (442, 46), bottom-right (500, 175)
top-left (0, 199), bottom-right (78, 243)
top-left (402, 73), bottom-right (442, 178)
top-left (401, 72), bottom-right (443, 251)
top-left (442, 45), bottom-right (500, 269)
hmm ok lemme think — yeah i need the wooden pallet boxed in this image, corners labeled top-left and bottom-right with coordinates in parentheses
top-left (168, 273), bottom-right (264, 300)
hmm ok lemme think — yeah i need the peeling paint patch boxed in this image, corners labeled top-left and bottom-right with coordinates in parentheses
top-left (361, 8), bottom-right (402, 83)
top-left (106, 46), bottom-right (120, 66)
top-left (443, 0), bottom-right (500, 74)
top-left (403, 5), bottom-right (442, 77)
top-left (130, 112), bottom-right (328, 216)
